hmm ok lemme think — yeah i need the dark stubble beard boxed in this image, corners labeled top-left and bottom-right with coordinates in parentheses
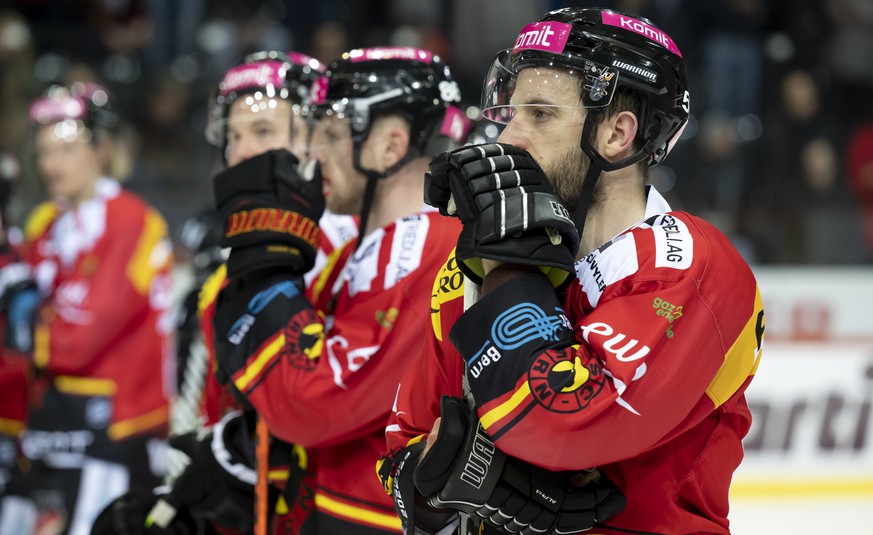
top-left (541, 145), bottom-right (602, 215)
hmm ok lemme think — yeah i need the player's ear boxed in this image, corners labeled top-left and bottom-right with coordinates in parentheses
top-left (377, 116), bottom-right (410, 171)
top-left (599, 110), bottom-right (638, 162)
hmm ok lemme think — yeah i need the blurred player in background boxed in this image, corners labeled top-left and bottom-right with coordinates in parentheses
top-left (0, 82), bottom-right (174, 535)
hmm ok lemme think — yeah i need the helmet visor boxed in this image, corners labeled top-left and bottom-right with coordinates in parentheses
top-left (480, 48), bottom-right (619, 124)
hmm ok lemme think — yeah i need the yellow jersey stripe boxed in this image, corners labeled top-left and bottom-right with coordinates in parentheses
top-left (233, 333), bottom-right (285, 392)
top-left (198, 264), bottom-right (227, 318)
top-left (315, 493), bottom-right (402, 531)
top-left (480, 382), bottom-right (532, 432)
top-left (310, 246), bottom-right (345, 305)
top-left (731, 479), bottom-right (873, 499)
top-left (33, 323), bottom-right (50, 369)
top-left (55, 375), bottom-right (117, 396)
top-left (108, 406), bottom-right (168, 441)
top-left (24, 202), bottom-right (56, 241)
top-left (706, 288), bottom-right (764, 407)
top-left (126, 209), bottom-right (170, 296)
top-left (0, 417), bottom-right (24, 436)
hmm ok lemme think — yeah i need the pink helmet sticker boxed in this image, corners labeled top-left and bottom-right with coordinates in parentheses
top-left (601, 12), bottom-right (682, 58)
top-left (29, 96), bottom-right (86, 124)
top-left (439, 105), bottom-right (471, 144)
top-left (348, 47), bottom-right (434, 64)
top-left (220, 61), bottom-right (286, 96)
top-left (287, 51), bottom-right (324, 73)
top-left (310, 76), bottom-right (329, 106)
top-left (512, 21), bottom-right (572, 53)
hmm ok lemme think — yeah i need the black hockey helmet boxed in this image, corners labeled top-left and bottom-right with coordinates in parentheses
top-left (29, 82), bottom-right (120, 142)
top-left (481, 7), bottom-right (689, 233)
top-left (206, 50), bottom-right (324, 148)
top-left (313, 46), bottom-right (469, 165)
top-left (482, 7), bottom-right (688, 166)
top-left (313, 46), bottom-right (470, 247)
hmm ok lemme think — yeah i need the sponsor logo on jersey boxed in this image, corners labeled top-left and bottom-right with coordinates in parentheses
top-left (430, 254), bottom-right (464, 341)
top-left (468, 303), bottom-right (569, 379)
top-left (375, 308), bottom-right (399, 331)
top-left (652, 296), bottom-right (684, 338)
top-left (580, 321), bottom-right (651, 362)
top-left (653, 214), bottom-right (692, 270)
top-left (385, 215), bottom-right (427, 290)
top-left (611, 59), bottom-right (657, 82)
top-left (528, 350), bottom-right (606, 413)
top-left (575, 233), bottom-right (639, 308)
top-left (346, 230), bottom-right (383, 297)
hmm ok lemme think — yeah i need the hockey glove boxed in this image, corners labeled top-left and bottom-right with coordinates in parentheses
top-left (213, 149), bottom-right (324, 279)
top-left (425, 143), bottom-right (579, 287)
top-left (413, 396), bottom-right (625, 534)
top-left (146, 411), bottom-right (268, 532)
top-left (90, 487), bottom-right (197, 535)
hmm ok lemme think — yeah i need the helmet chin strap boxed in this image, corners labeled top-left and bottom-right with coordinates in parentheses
top-left (351, 140), bottom-right (420, 250)
top-left (573, 111), bottom-right (651, 239)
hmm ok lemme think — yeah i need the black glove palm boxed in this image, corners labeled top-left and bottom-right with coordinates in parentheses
top-left (213, 149), bottom-right (325, 278)
top-left (425, 143), bottom-right (579, 287)
top-left (413, 396), bottom-right (625, 535)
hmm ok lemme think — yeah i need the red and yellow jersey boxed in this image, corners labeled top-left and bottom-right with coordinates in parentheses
top-left (196, 212), bottom-right (359, 425)
top-left (22, 179), bottom-right (174, 440)
top-left (387, 188), bottom-right (764, 535)
top-left (236, 211), bottom-right (459, 533)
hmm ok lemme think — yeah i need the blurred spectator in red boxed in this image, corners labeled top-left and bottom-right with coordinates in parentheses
top-left (845, 124), bottom-right (873, 255)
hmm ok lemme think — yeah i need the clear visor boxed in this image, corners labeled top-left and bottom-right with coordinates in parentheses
top-left (206, 88), bottom-right (306, 146)
top-left (308, 113), bottom-right (355, 159)
top-left (480, 49), bottom-right (619, 124)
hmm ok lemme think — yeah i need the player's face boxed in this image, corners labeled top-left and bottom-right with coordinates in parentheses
top-left (225, 99), bottom-right (306, 167)
top-left (497, 67), bottom-right (590, 211)
top-left (310, 116), bottom-right (367, 215)
top-left (34, 124), bottom-right (105, 206)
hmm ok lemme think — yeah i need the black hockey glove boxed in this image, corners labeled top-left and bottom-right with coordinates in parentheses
top-left (424, 143), bottom-right (579, 287)
top-left (213, 149), bottom-right (324, 279)
top-left (146, 411), bottom-right (270, 532)
top-left (413, 396), bottom-right (625, 535)
top-left (90, 487), bottom-right (197, 535)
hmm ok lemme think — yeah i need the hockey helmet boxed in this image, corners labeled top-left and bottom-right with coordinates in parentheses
top-left (481, 7), bottom-right (689, 166)
top-left (206, 50), bottom-right (324, 147)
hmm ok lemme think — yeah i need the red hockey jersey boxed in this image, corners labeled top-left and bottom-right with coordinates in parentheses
top-left (224, 210), bottom-right (460, 533)
top-left (22, 179), bottom-right (174, 440)
top-left (386, 188), bottom-right (764, 535)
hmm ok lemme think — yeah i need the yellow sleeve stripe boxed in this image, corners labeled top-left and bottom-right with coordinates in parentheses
top-left (314, 493), bottom-right (402, 531)
top-left (480, 382), bottom-right (532, 432)
top-left (54, 375), bottom-right (117, 396)
top-left (706, 287), bottom-right (764, 408)
top-left (0, 417), bottom-right (24, 436)
top-left (126, 209), bottom-right (170, 296)
top-left (108, 406), bottom-right (169, 441)
top-left (233, 333), bottom-right (285, 393)
top-left (310, 245), bottom-right (346, 305)
top-left (24, 202), bottom-right (56, 241)
top-left (198, 264), bottom-right (227, 318)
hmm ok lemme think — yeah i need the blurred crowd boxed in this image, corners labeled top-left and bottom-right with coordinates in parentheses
top-left (1, 0), bottom-right (872, 265)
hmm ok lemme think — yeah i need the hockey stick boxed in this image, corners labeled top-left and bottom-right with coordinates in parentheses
top-left (255, 417), bottom-right (270, 535)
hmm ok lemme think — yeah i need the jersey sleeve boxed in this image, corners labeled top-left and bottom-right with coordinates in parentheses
top-left (448, 218), bottom-right (764, 471)
top-left (33, 205), bottom-right (173, 374)
top-left (217, 215), bottom-right (459, 449)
